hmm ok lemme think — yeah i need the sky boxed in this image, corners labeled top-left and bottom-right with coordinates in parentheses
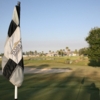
top-left (0, 0), bottom-right (100, 53)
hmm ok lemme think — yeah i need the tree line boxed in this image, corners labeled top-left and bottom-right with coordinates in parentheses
top-left (1, 27), bottom-right (100, 62)
top-left (22, 26), bottom-right (100, 66)
top-left (22, 47), bottom-right (80, 57)
top-left (0, 46), bottom-right (88, 57)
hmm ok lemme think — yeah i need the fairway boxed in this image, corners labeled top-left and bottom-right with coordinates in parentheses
top-left (23, 56), bottom-right (89, 69)
top-left (0, 66), bottom-right (100, 100)
top-left (1, 0), bottom-right (100, 100)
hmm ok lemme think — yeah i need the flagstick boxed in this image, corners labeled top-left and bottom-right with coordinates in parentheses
top-left (14, 2), bottom-right (20, 100)
top-left (15, 86), bottom-right (18, 100)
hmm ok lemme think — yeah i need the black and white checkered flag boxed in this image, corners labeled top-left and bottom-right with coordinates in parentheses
top-left (2, 2), bottom-right (24, 87)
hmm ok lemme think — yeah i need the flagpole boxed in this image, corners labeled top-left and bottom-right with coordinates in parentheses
top-left (15, 86), bottom-right (18, 100)
top-left (2, 1), bottom-right (23, 100)
top-left (14, 2), bottom-right (20, 100)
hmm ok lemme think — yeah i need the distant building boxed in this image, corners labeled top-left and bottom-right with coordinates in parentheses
top-left (46, 52), bottom-right (58, 57)
top-left (23, 55), bottom-right (28, 57)
top-left (69, 51), bottom-right (78, 56)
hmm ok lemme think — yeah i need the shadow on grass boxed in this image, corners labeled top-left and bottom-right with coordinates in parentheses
top-left (25, 64), bottom-right (72, 71)
top-left (0, 68), bottom-right (99, 100)
top-left (26, 64), bottom-right (50, 68)
top-left (37, 64), bottom-right (50, 68)
top-left (87, 83), bottom-right (100, 100)
top-left (21, 69), bottom-right (86, 100)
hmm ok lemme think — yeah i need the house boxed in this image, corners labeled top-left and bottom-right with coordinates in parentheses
top-left (23, 55), bottom-right (27, 57)
top-left (46, 52), bottom-right (58, 57)
top-left (69, 51), bottom-right (77, 56)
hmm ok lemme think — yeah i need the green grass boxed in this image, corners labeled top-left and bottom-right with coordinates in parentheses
top-left (0, 56), bottom-right (90, 69)
top-left (24, 56), bottom-right (89, 69)
top-left (1, 56), bottom-right (100, 100)
top-left (1, 66), bottom-right (100, 100)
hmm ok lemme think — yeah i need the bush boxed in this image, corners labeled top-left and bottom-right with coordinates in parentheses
top-left (65, 58), bottom-right (72, 64)
top-left (88, 60), bottom-right (100, 67)
top-left (0, 61), bottom-right (1, 70)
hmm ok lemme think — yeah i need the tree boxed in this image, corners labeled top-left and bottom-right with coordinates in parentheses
top-left (63, 49), bottom-right (65, 52)
top-left (49, 50), bottom-right (51, 53)
top-left (66, 47), bottom-right (71, 56)
top-left (74, 49), bottom-right (78, 54)
top-left (34, 50), bottom-right (37, 55)
top-left (57, 50), bottom-right (60, 55)
top-left (86, 27), bottom-right (100, 66)
top-left (29, 51), bottom-right (33, 55)
top-left (79, 48), bottom-right (87, 56)
top-left (26, 51), bottom-right (29, 56)
top-left (60, 49), bottom-right (64, 56)
top-left (40, 51), bottom-right (44, 56)
top-left (0, 53), bottom-right (4, 56)
top-left (56, 50), bottom-right (59, 55)
top-left (57, 50), bottom-right (61, 56)
top-left (62, 49), bottom-right (65, 56)
top-left (66, 47), bottom-right (69, 51)
top-left (39, 52), bottom-right (42, 56)
top-left (23, 52), bottom-right (25, 55)
top-left (42, 51), bottom-right (44, 54)
top-left (52, 51), bottom-right (54, 53)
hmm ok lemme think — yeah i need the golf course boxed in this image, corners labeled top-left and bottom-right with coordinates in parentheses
top-left (0, 56), bottom-right (100, 100)
top-left (1, 0), bottom-right (100, 100)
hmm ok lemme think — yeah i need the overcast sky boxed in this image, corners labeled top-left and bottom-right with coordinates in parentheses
top-left (0, 0), bottom-right (100, 53)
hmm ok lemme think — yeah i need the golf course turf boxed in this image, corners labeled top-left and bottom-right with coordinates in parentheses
top-left (0, 65), bottom-right (100, 100)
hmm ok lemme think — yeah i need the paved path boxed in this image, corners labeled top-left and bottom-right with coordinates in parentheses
top-left (0, 68), bottom-right (72, 75)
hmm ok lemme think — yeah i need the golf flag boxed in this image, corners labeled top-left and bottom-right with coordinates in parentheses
top-left (2, 2), bottom-right (24, 87)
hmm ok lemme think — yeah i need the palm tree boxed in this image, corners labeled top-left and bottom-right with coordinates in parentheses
top-left (66, 47), bottom-right (69, 56)
top-left (74, 49), bottom-right (78, 54)
top-left (26, 51), bottom-right (29, 57)
top-left (58, 50), bottom-right (61, 56)
top-left (41, 51), bottom-right (44, 56)
top-left (66, 47), bottom-right (69, 51)
top-left (34, 50), bottom-right (37, 56)
top-left (63, 49), bottom-right (65, 52)
top-left (68, 49), bottom-right (71, 56)
top-left (63, 49), bottom-right (65, 56)
top-left (60, 49), bottom-right (63, 56)
top-left (49, 50), bottom-right (51, 53)
top-left (23, 52), bottom-right (25, 55)
top-left (56, 50), bottom-right (59, 55)
top-left (29, 51), bottom-right (33, 55)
